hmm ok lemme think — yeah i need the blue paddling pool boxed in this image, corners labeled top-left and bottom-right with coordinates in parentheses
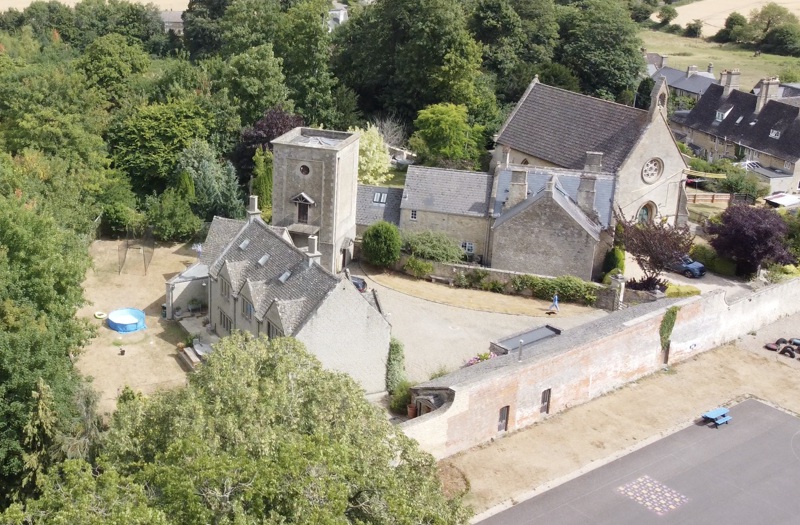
top-left (107, 308), bottom-right (146, 333)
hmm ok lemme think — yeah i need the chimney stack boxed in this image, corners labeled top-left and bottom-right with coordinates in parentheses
top-left (577, 174), bottom-right (599, 221)
top-left (584, 151), bottom-right (603, 172)
top-left (246, 195), bottom-right (260, 222)
top-left (686, 65), bottom-right (698, 78)
top-left (545, 177), bottom-right (555, 193)
top-left (720, 69), bottom-right (741, 97)
top-left (306, 235), bottom-right (321, 267)
top-left (505, 170), bottom-right (528, 209)
top-left (756, 77), bottom-right (780, 113)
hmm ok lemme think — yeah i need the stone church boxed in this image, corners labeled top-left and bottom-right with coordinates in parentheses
top-left (356, 78), bottom-right (690, 280)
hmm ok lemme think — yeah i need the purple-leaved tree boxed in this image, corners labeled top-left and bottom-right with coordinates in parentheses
top-left (708, 204), bottom-right (795, 275)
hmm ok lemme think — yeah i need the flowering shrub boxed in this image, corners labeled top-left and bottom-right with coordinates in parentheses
top-left (465, 351), bottom-right (497, 367)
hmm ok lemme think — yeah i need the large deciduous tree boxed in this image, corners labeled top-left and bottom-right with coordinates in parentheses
top-left (221, 44), bottom-right (291, 126)
top-left (615, 210), bottom-right (695, 289)
top-left (0, 195), bottom-right (92, 505)
top-left (183, 0), bottom-right (233, 59)
top-left (76, 33), bottom-right (150, 105)
top-left (233, 105), bottom-right (304, 177)
top-left (108, 99), bottom-right (209, 194)
top-left (709, 205), bottom-right (795, 275)
top-left (558, 0), bottom-right (645, 98)
top-left (350, 124), bottom-right (391, 185)
top-left (333, 0), bottom-right (490, 124)
top-left (99, 332), bottom-right (469, 524)
top-left (409, 103), bottom-right (484, 169)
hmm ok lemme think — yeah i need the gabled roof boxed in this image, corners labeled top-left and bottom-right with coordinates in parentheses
top-left (493, 166), bottom-right (616, 227)
top-left (356, 185), bottom-right (403, 226)
top-left (493, 176), bottom-right (601, 240)
top-left (675, 84), bottom-right (800, 163)
top-left (205, 217), bottom-right (340, 335)
top-left (495, 80), bottom-right (650, 173)
top-left (752, 80), bottom-right (800, 98)
top-left (401, 166), bottom-right (493, 217)
top-left (652, 67), bottom-right (717, 96)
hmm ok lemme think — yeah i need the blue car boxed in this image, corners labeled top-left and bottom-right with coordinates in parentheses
top-left (668, 255), bottom-right (706, 278)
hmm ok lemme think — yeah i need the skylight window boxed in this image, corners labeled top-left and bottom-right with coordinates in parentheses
top-left (239, 239), bottom-right (250, 250)
top-left (735, 116), bottom-right (743, 124)
top-left (372, 192), bottom-right (388, 204)
top-left (257, 254), bottom-right (270, 266)
top-left (278, 271), bottom-right (292, 283)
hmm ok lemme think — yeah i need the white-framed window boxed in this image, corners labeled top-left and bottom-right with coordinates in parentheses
top-left (785, 160), bottom-right (793, 170)
top-left (410, 210), bottom-right (417, 220)
top-left (220, 278), bottom-right (231, 301)
top-left (715, 111), bottom-right (724, 122)
top-left (461, 241), bottom-right (475, 254)
top-left (267, 321), bottom-right (282, 339)
top-left (372, 192), bottom-right (388, 204)
top-left (241, 298), bottom-right (254, 320)
top-left (770, 129), bottom-right (781, 139)
top-left (219, 309), bottom-right (232, 334)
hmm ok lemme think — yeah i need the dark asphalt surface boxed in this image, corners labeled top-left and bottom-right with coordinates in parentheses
top-left (479, 399), bottom-right (800, 524)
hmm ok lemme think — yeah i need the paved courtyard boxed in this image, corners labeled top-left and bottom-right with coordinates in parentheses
top-left (481, 399), bottom-right (800, 524)
top-left (352, 265), bottom-right (607, 382)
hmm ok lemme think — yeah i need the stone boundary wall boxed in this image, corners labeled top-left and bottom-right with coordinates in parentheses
top-left (402, 278), bottom-right (800, 459)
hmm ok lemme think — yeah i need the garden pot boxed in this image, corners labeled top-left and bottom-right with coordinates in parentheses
top-left (407, 404), bottom-right (417, 419)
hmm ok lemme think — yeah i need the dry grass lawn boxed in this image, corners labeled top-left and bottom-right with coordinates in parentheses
top-left (76, 240), bottom-right (196, 415)
top-left (640, 30), bottom-right (800, 90)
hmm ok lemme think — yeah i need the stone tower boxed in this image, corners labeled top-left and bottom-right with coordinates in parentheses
top-left (270, 128), bottom-right (360, 273)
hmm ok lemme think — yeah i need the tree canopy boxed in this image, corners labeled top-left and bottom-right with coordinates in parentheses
top-left (93, 333), bottom-right (468, 524)
top-left (709, 205), bottom-right (795, 275)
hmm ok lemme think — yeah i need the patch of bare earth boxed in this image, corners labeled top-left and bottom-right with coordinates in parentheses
top-left (442, 313), bottom-right (800, 517)
top-left (76, 240), bottom-right (196, 415)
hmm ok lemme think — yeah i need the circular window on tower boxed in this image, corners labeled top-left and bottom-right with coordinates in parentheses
top-left (641, 158), bottom-right (663, 184)
top-left (299, 164), bottom-right (310, 176)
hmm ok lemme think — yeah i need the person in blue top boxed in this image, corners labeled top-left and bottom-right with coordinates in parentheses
top-left (548, 293), bottom-right (559, 312)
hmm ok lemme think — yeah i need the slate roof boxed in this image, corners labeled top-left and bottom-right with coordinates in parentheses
top-left (752, 80), bottom-right (800, 98)
top-left (674, 83), bottom-right (800, 163)
top-left (493, 166), bottom-right (616, 227)
top-left (495, 81), bottom-right (650, 173)
top-left (200, 217), bottom-right (247, 265)
top-left (652, 67), bottom-right (717, 96)
top-left (401, 166), bottom-right (493, 217)
top-left (493, 176), bottom-right (602, 240)
top-left (356, 185), bottom-right (403, 226)
top-left (206, 217), bottom-right (340, 335)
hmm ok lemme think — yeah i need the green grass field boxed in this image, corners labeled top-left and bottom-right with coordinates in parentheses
top-left (640, 30), bottom-right (800, 90)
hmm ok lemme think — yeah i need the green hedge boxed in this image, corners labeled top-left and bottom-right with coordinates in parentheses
top-left (690, 244), bottom-right (736, 276)
top-left (509, 274), bottom-right (597, 305)
top-left (385, 338), bottom-right (406, 394)
top-left (404, 256), bottom-right (433, 279)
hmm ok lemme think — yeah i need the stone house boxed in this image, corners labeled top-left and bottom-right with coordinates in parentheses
top-left (351, 79), bottom-right (688, 280)
top-left (650, 63), bottom-right (718, 101)
top-left (493, 76), bottom-right (688, 226)
top-left (271, 128), bottom-right (360, 274)
top-left (166, 197), bottom-right (391, 394)
top-left (398, 167), bottom-right (494, 262)
top-left (671, 73), bottom-right (800, 194)
top-left (159, 11), bottom-right (184, 35)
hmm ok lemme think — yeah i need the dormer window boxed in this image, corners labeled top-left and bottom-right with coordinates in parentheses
top-left (715, 111), bottom-right (726, 122)
top-left (372, 192), bottom-right (388, 204)
top-left (770, 129), bottom-right (781, 139)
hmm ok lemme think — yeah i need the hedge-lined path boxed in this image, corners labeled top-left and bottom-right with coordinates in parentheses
top-left (352, 263), bottom-right (606, 382)
top-left (356, 263), bottom-right (598, 317)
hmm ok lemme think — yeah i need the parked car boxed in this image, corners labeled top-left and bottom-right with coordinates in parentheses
top-left (668, 255), bottom-right (706, 278)
top-left (350, 276), bottom-right (367, 292)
